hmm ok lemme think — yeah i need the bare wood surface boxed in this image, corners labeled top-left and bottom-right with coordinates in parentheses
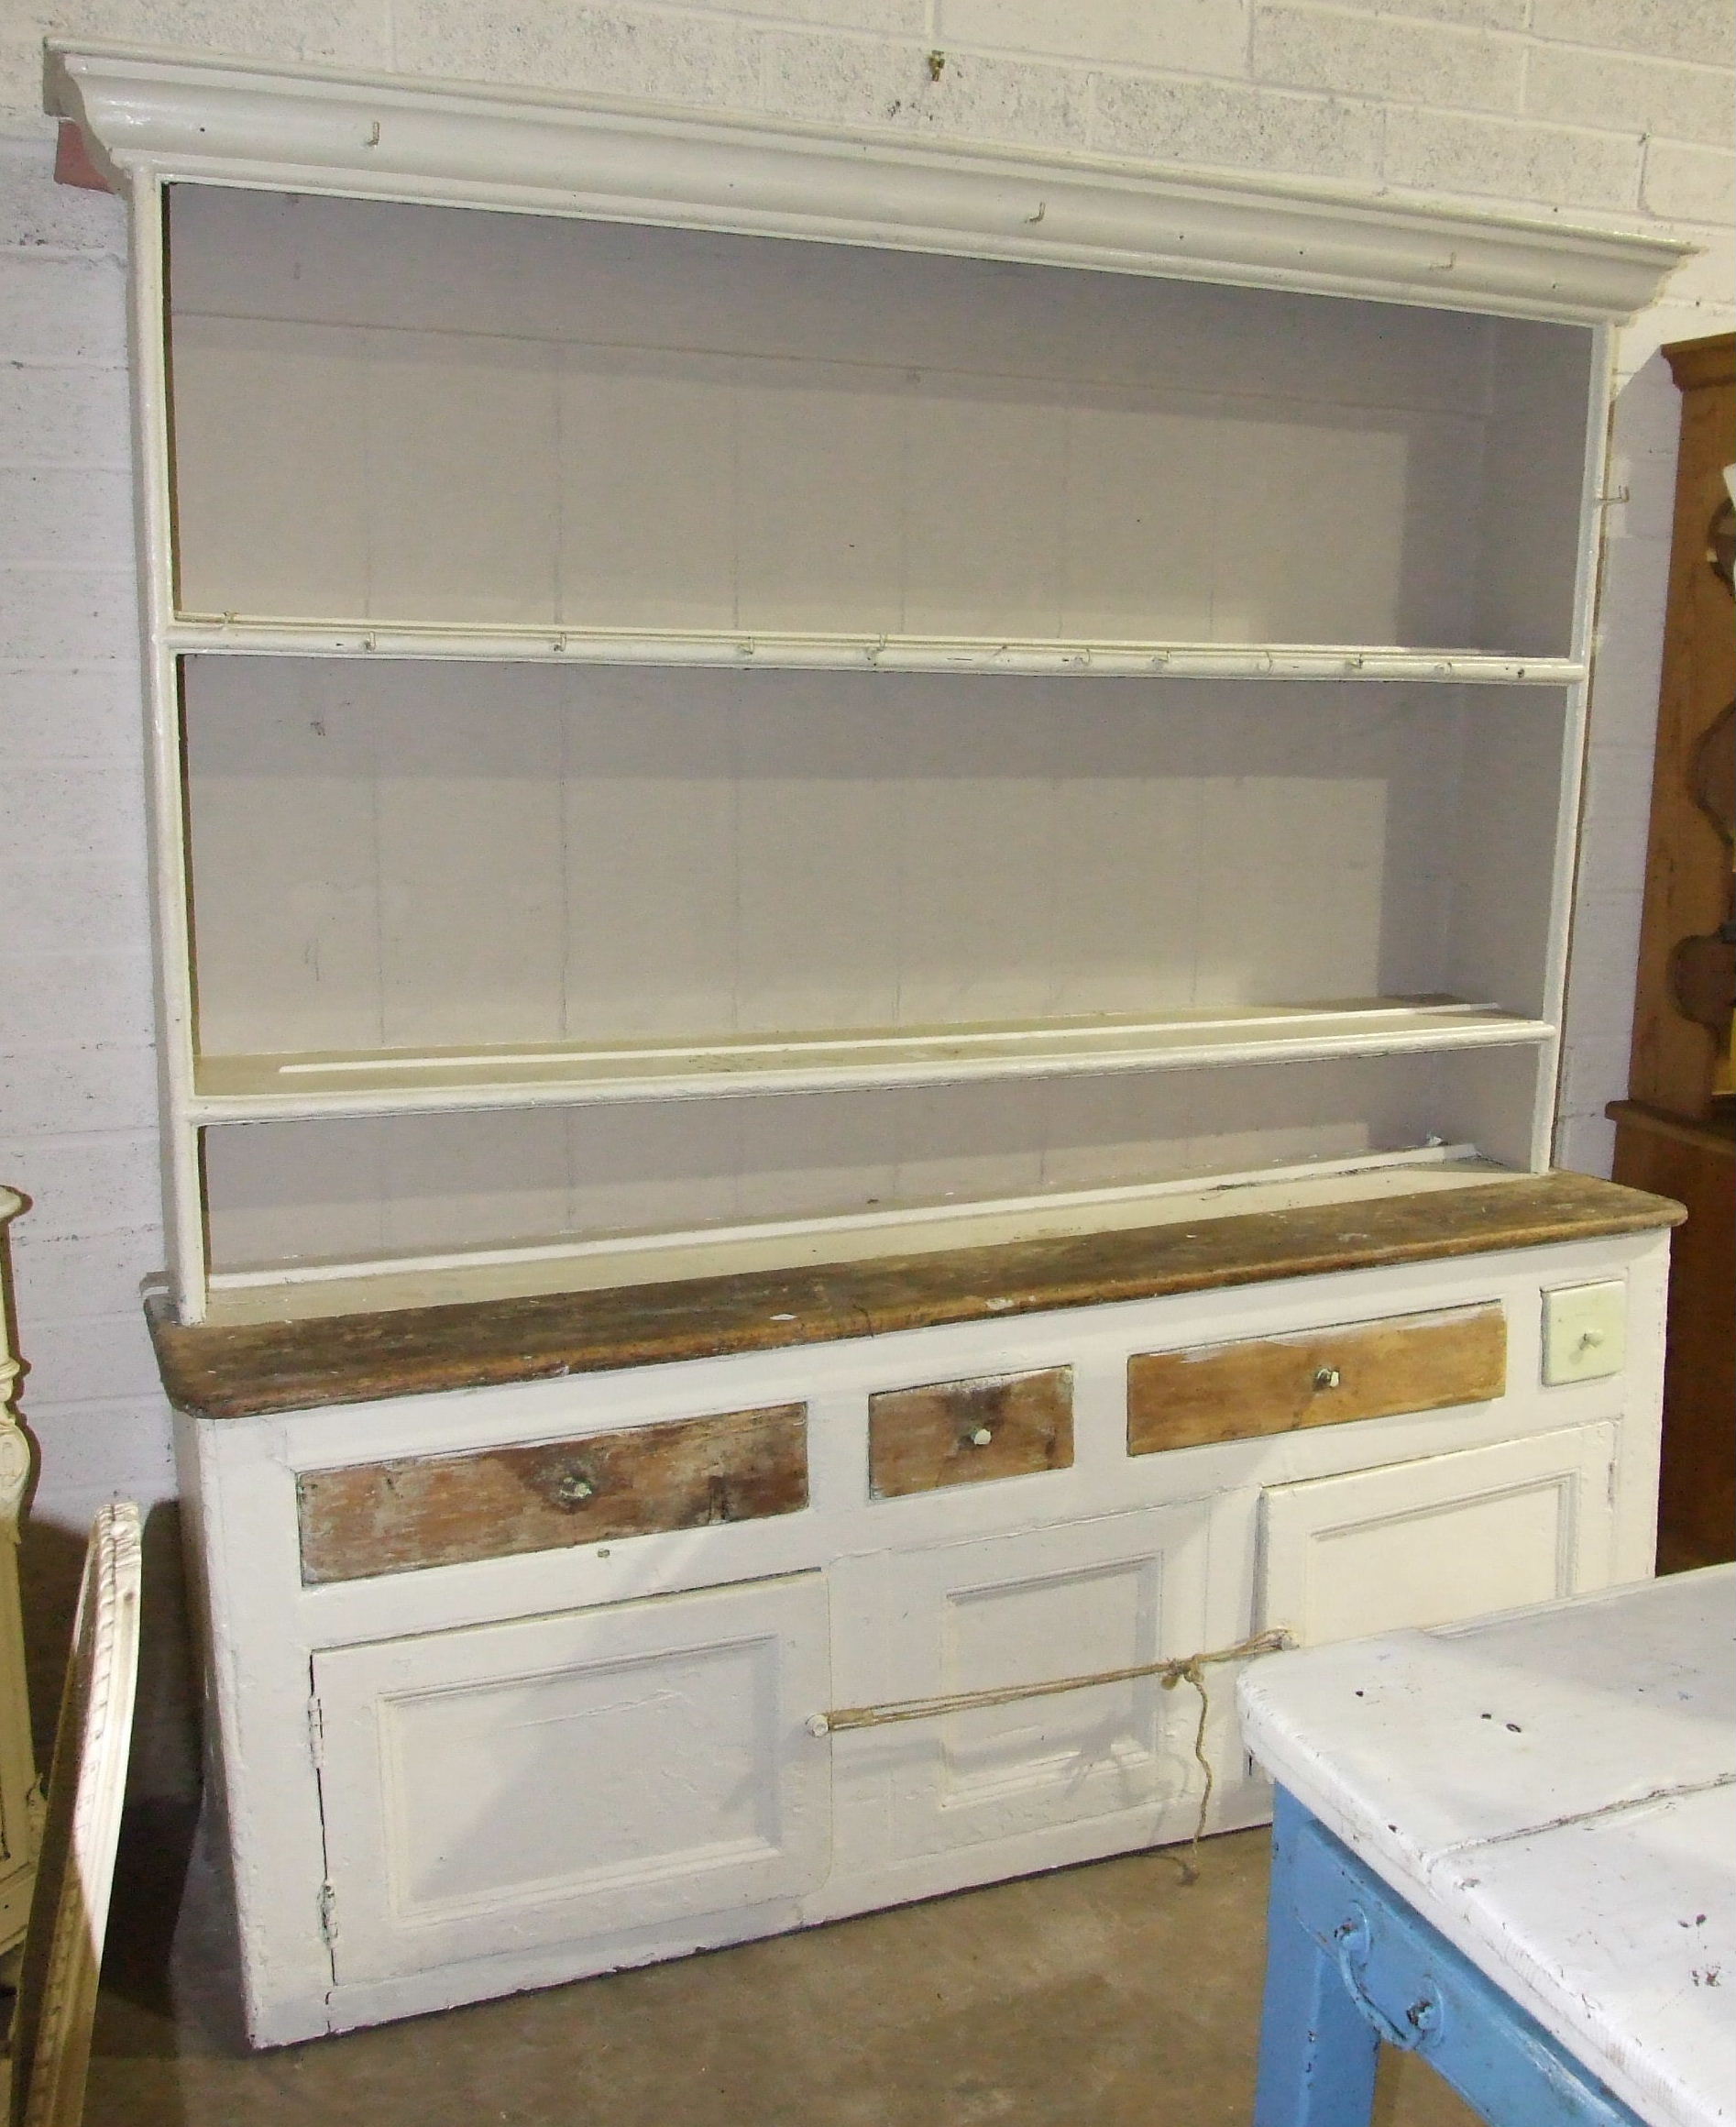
top-left (1663, 333), bottom-right (1736, 391)
top-left (1611, 1106), bottom-right (1735, 1574)
top-left (869, 1367), bottom-right (1071, 1498)
top-left (297, 1403), bottom-right (808, 1584)
top-left (1127, 1304), bottom-right (1505, 1456)
top-left (1606, 1097), bottom-right (1736, 1155)
top-left (1629, 336), bottom-right (1735, 1119)
top-left (148, 1174), bottom-right (1683, 1422)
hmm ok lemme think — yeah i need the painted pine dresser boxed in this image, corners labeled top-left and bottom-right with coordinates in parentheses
top-left (47, 41), bottom-right (1691, 2043)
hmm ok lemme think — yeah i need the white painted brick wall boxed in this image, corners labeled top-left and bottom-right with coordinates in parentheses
top-left (0, 3), bottom-right (1729, 1794)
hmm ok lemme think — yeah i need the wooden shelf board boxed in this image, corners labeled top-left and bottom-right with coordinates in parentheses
top-left (190, 999), bottom-right (1555, 1122)
top-left (152, 1170), bottom-right (1686, 1418)
top-left (167, 617), bottom-right (1583, 687)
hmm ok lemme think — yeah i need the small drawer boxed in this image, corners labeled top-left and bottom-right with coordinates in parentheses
top-left (869, 1366), bottom-right (1072, 1498)
top-left (1127, 1304), bottom-right (1505, 1457)
top-left (297, 1403), bottom-right (808, 1584)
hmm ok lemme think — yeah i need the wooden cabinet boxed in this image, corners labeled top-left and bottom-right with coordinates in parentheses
top-left (48, 42), bottom-right (1690, 2049)
top-left (1610, 331), bottom-right (1735, 1574)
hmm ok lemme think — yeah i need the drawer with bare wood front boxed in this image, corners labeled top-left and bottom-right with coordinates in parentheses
top-left (869, 1366), bottom-right (1073, 1498)
top-left (297, 1403), bottom-right (808, 1583)
top-left (1126, 1305), bottom-right (1506, 1457)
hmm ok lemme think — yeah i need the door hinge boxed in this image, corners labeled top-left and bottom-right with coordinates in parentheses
top-left (306, 1694), bottom-right (325, 1771)
top-left (318, 1880), bottom-right (338, 1946)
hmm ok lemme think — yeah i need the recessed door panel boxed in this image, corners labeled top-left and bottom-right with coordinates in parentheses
top-left (1258, 1424), bottom-right (1619, 1648)
top-left (857, 1503), bottom-right (1214, 1859)
top-left (313, 1573), bottom-right (830, 1983)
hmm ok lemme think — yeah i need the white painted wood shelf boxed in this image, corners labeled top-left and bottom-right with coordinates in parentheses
top-left (192, 999), bottom-right (1555, 1121)
top-left (49, 40), bottom-right (1687, 1320)
top-left (166, 619), bottom-right (1584, 686)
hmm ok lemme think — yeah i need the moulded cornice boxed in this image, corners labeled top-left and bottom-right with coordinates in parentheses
top-left (47, 40), bottom-right (1687, 325)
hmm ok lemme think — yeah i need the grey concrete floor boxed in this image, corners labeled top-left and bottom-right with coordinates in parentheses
top-left (89, 1807), bottom-right (1478, 2126)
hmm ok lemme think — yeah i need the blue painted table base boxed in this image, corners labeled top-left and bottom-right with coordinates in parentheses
top-left (1254, 1788), bottom-right (1647, 2127)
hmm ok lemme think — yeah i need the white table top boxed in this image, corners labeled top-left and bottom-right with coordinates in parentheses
top-left (1238, 1568), bottom-right (1735, 2127)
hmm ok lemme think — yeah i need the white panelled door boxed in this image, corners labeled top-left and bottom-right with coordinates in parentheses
top-left (1258, 1424), bottom-right (1620, 1647)
top-left (844, 1502), bottom-right (1214, 1859)
top-left (313, 1572), bottom-right (831, 1984)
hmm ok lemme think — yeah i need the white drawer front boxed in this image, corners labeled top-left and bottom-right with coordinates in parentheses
top-left (313, 1572), bottom-right (831, 1984)
top-left (1258, 1423), bottom-right (1619, 1648)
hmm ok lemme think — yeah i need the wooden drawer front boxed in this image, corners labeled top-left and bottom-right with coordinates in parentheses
top-left (297, 1404), bottom-right (808, 1584)
top-left (1127, 1305), bottom-right (1505, 1457)
top-left (870, 1367), bottom-right (1072, 1499)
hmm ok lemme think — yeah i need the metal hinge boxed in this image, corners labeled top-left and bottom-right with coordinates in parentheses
top-left (318, 1881), bottom-right (338, 1946)
top-left (306, 1695), bottom-right (325, 1771)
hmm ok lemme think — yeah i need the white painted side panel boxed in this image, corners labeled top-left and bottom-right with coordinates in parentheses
top-left (1258, 1422), bottom-right (1619, 1646)
top-left (313, 1573), bottom-right (831, 1985)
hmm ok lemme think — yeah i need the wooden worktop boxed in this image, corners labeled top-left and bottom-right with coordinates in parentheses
top-left (149, 1171), bottom-right (1682, 1421)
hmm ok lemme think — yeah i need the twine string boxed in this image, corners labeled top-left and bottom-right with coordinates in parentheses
top-left (809, 1628), bottom-right (1291, 1736)
top-left (808, 1626), bottom-right (1291, 1871)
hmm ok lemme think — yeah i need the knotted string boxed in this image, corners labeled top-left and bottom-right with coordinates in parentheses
top-left (808, 1626), bottom-right (1292, 1877)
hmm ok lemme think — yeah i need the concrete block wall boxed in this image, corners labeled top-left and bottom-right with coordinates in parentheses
top-left (0, 1), bottom-right (1730, 1794)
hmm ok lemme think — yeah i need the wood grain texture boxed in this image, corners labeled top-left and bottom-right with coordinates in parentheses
top-left (1127, 1305), bottom-right (1505, 1457)
top-left (296, 1403), bottom-right (808, 1584)
top-left (868, 1368), bottom-right (1071, 1498)
top-left (1663, 334), bottom-right (1736, 392)
top-left (148, 1174), bottom-right (1682, 1423)
top-left (1628, 334), bottom-right (1735, 1120)
top-left (1610, 1099), bottom-right (1734, 1574)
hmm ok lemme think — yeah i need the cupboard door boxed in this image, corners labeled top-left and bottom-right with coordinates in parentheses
top-left (1258, 1424), bottom-right (1619, 1648)
top-left (858, 1503), bottom-right (1213, 1859)
top-left (313, 1574), bottom-right (830, 1984)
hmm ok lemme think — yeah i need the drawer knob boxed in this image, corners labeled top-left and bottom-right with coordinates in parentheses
top-left (1313, 1366), bottom-right (1341, 1391)
top-left (966, 1426), bottom-right (994, 1449)
top-left (553, 1468), bottom-right (599, 1506)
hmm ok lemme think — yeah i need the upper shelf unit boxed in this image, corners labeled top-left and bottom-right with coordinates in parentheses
top-left (47, 42), bottom-right (1692, 1321)
top-left (161, 185), bottom-right (1605, 668)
